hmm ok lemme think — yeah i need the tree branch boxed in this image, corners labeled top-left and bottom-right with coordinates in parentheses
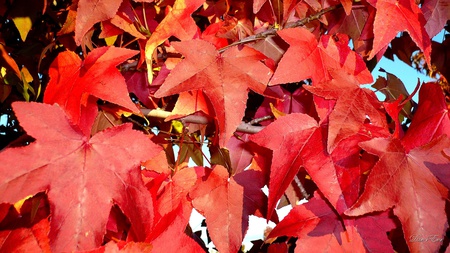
top-left (284, 5), bottom-right (341, 29)
top-left (248, 115), bottom-right (273, 125)
top-left (217, 4), bottom-right (341, 53)
top-left (218, 29), bottom-right (278, 53)
top-left (141, 109), bottom-right (264, 134)
top-left (294, 175), bottom-right (310, 200)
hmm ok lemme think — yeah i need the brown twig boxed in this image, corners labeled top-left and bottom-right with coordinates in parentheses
top-left (248, 115), bottom-right (273, 125)
top-left (284, 5), bottom-right (341, 29)
top-left (141, 108), bottom-right (264, 134)
top-left (121, 61), bottom-right (138, 71)
top-left (294, 175), bottom-right (310, 200)
top-left (217, 4), bottom-right (342, 53)
top-left (218, 29), bottom-right (278, 53)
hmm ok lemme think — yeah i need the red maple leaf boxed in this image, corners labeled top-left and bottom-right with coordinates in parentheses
top-left (44, 47), bottom-right (140, 135)
top-left (224, 133), bottom-right (254, 175)
top-left (372, 71), bottom-right (416, 121)
top-left (250, 113), bottom-right (349, 219)
top-left (123, 70), bottom-right (158, 109)
top-left (166, 90), bottom-right (214, 122)
top-left (327, 5), bottom-right (371, 42)
top-left (331, 133), bottom-right (380, 208)
top-left (254, 85), bottom-right (316, 125)
top-left (154, 39), bottom-right (272, 146)
top-left (100, 0), bottom-right (150, 40)
top-left (75, 0), bottom-right (123, 45)
top-left (401, 82), bottom-right (450, 151)
top-left (422, 0), bottom-right (450, 38)
top-left (145, 0), bottom-right (205, 81)
top-left (143, 167), bottom-right (213, 252)
top-left (146, 204), bottom-right (205, 252)
top-left (198, 0), bottom-right (227, 23)
top-left (152, 167), bottom-right (199, 220)
top-left (201, 22), bottom-right (229, 49)
top-left (189, 165), bottom-right (245, 253)
top-left (345, 136), bottom-right (450, 252)
top-left (270, 28), bottom-right (372, 85)
top-left (305, 70), bottom-right (389, 152)
top-left (235, 165), bottom-right (269, 219)
top-left (369, 0), bottom-right (432, 66)
top-left (0, 102), bottom-right (161, 252)
top-left (0, 204), bottom-right (8, 223)
top-left (0, 219), bottom-right (51, 252)
top-left (268, 193), bottom-right (396, 252)
top-left (85, 240), bottom-right (154, 252)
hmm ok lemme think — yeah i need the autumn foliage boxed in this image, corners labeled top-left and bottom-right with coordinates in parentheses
top-left (0, 0), bottom-right (450, 252)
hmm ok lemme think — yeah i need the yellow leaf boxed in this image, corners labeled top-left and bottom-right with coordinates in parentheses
top-left (13, 195), bottom-right (34, 213)
top-left (104, 36), bottom-right (118, 46)
top-left (19, 66), bottom-right (36, 101)
top-left (58, 7), bottom-right (77, 35)
top-left (172, 120), bottom-right (184, 133)
top-left (270, 103), bottom-right (286, 119)
top-left (12, 16), bottom-right (32, 41)
top-left (21, 66), bottom-right (33, 83)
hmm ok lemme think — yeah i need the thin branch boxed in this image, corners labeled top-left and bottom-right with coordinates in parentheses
top-left (294, 175), bottom-right (310, 200)
top-left (236, 122), bottom-right (264, 134)
top-left (121, 61), bottom-right (138, 71)
top-left (217, 4), bottom-right (341, 53)
top-left (284, 5), bottom-right (341, 29)
top-left (141, 108), bottom-right (264, 134)
top-left (218, 29), bottom-right (278, 53)
top-left (166, 139), bottom-right (208, 145)
top-left (101, 111), bottom-right (117, 127)
top-left (248, 115), bottom-right (273, 125)
top-left (142, 108), bottom-right (171, 118)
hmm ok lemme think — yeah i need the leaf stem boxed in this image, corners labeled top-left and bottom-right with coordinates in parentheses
top-left (142, 3), bottom-right (149, 33)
